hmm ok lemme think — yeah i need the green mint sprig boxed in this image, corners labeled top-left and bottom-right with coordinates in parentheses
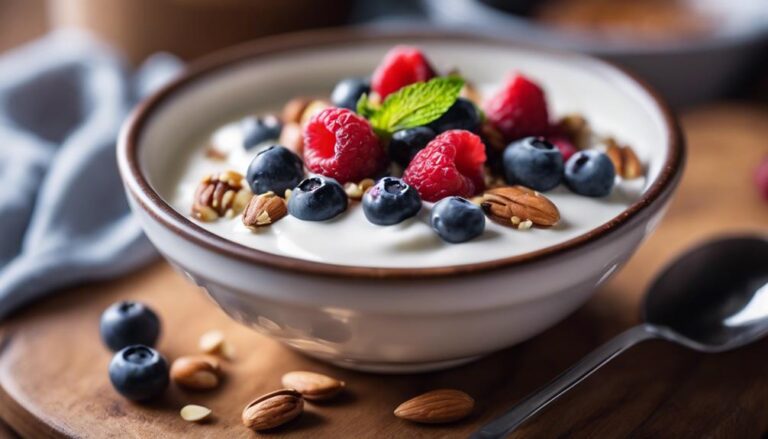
top-left (356, 76), bottom-right (464, 136)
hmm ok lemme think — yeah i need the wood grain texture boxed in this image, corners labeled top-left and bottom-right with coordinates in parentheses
top-left (0, 104), bottom-right (766, 438)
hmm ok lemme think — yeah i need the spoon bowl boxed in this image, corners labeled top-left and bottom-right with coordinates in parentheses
top-left (475, 235), bottom-right (768, 438)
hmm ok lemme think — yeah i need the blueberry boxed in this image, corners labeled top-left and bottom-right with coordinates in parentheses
top-left (428, 98), bottom-right (481, 134)
top-left (389, 127), bottom-right (436, 168)
top-left (362, 177), bottom-right (422, 225)
top-left (287, 176), bottom-right (348, 221)
top-left (564, 150), bottom-right (616, 197)
top-left (109, 345), bottom-right (169, 401)
top-left (246, 145), bottom-right (304, 195)
top-left (242, 115), bottom-right (282, 150)
top-left (430, 197), bottom-right (485, 243)
top-left (100, 301), bottom-right (160, 352)
top-left (331, 77), bottom-right (370, 111)
top-left (502, 137), bottom-right (564, 191)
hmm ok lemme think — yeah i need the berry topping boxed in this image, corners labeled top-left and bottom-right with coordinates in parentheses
top-left (431, 197), bottom-right (485, 243)
top-left (548, 135), bottom-right (578, 162)
top-left (362, 177), bottom-right (422, 225)
top-left (109, 345), bottom-right (169, 401)
top-left (371, 46), bottom-right (436, 99)
top-left (483, 73), bottom-right (549, 141)
top-left (242, 115), bottom-right (282, 150)
top-left (100, 301), bottom-right (161, 352)
top-left (428, 98), bottom-right (482, 134)
top-left (564, 150), bottom-right (616, 197)
top-left (503, 137), bottom-right (564, 192)
top-left (403, 130), bottom-right (487, 202)
top-left (246, 145), bottom-right (304, 195)
top-left (389, 126), bottom-right (436, 168)
top-left (303, 107), bottom-right (386, 184)
top-left (331, 77), bottom-right (371, 111)
top-left (755, 157), bottom-right (768, 202)
top-left (287, 176), bottom-right (348, 221)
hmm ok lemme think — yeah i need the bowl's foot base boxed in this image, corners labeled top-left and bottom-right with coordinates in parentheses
top-left (301, 352), bottom-right (484, 374)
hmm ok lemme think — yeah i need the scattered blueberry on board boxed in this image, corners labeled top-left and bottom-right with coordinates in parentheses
top-left (246, 145), bottom-right (304, 195)
top-left (564, 150), bottom-right (616, 197)
top-left (428, 98), bottom-right (481, 134)
top-left (287, 176), bottom-right (348, 221)
top-left (503, 137), bottom-right (564, 192)
top-left (389, 127), bottom-right (437, 168)
top-left (431, 197), bottom-right (486, 243)
top-left (362, 177), bottom-right (422, 225)
top-left (100, 301), bottom-right (161, 352)
top-left (331, 77), bottom-right (371, 111)
top-left (242, 115), bottom-right (283, 150)
top-left (109, 345), bottom-right (169, 401)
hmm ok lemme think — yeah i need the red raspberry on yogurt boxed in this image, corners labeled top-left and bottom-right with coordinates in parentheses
top-left (371, 46), bottom-right (436, 99)
top-left (483, 73), bottom-right (550, 142)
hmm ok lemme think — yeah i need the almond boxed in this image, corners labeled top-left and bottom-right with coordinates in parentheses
top-left (299, 99), bottom-right (331, 127)
top-left (394, 389), bottom-right (474, 424)
top-left (605, 139), bottom-right (643, 179)
top-left (281, 371), bottom-right (345, 401)
top-left (279, 122), bottom-right (304, 156)
top-left (180, 404), bottom-right (212, 422)
top-left (481, 186), bottom-right (560, 227)
top-left (282, 97), bottom-right (311, 124)
top-left (170, 355), bottom-right (222, 390)
top-left (242, 389), bottom-right (303, 431)
top-left (243, 192), bottom-right (287, 228)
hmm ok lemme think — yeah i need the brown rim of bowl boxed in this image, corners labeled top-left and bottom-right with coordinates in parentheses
top-left (118, 27), bottom-right (686, 279)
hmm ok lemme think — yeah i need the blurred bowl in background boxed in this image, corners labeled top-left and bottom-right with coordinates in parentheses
top-left (48, 0), bottom-right (354, 63)
top-left (423, 0), bottom-right (768, 106)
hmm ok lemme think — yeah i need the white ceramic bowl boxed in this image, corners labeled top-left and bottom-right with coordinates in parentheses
top-left (117, 29), bottom-right (685, 373)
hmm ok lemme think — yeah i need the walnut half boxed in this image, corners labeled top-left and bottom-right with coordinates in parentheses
top-left (192, 170), bottom-right (252, 222)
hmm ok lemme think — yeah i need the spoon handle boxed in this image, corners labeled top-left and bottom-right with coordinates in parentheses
top-left (472, 324), bottom-right (659, 438)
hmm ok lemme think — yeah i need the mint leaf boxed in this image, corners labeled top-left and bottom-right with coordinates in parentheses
top-left (356, 93), bottom-right (377, 119)
top-left (367, 77), bottom-right (464, 134)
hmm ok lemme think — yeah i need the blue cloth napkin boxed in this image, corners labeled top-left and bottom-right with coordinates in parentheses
top-left (0, 30), bottom-right (182, 319)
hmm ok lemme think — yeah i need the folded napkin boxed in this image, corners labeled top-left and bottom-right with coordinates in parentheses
top-left (0, 30), bottom-right (182, 319)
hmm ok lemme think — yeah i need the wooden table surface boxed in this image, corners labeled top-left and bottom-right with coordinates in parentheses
top-left (0, 104), bottom-right (766, 438)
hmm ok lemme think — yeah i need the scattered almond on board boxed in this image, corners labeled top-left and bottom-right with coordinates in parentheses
top-left (394, 389), bottom-right (475, 424)
top-left (281, 371), bottom-right (346, 401)
top-left (242, 389), bottom-right (304, 431)
top-left (180, 404), bottom-right (212, 423)
top-left (170, 355), bottom-right (222, 390)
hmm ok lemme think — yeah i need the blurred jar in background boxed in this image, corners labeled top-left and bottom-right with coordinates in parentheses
top-left (48, 0), bottom-right (354, 63)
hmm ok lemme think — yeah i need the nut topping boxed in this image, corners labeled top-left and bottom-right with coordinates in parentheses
top-left (394, 389), bottom-right (474, 424)
top-left (170, 355), bottom-right (222, 390)
top-left (281, 97), bottom-right (311, 124)
top-left (243, 192), bottom-right (287, 228)
top-left (605, 139), bottom-right (644, 179)
top-left (481, 186), bottom-right (560, 227)
top-left (192, 171), bottom-right (251, 222)
top-left (279, 122), bottom-right (304, 156)
top-left (242, 389), bottom-right (304, 431)
top-left (180, 404), bottom-right (212, 422)
top-left (281, 371), bottom-right (346, 401)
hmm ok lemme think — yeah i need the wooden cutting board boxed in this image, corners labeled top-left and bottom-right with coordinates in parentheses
top-left (0, 104), bottom-right (766, 438)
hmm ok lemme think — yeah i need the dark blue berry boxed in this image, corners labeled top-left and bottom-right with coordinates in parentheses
top-left (564, 150), bottom-right (616, 197)
top-left (389, 127), bottom-right (436, 168)
top-left (100, 301), bottom-right (160, 352)
top-left (362, 177), bottom-right (422, 225)
top-left (287, 177), bottom-right (348, 221)
top-left (430, 197), bottom-right (485, 243)
top-left (331, 77), bottom-right (370, 111)
top-left (502, 137), bottom-right (564, 191)
top-left (246, 145), bottom-right (304, 195)
top-left (428, 98), bottom-right (481, 134)
top-left (242, 115), bottom-right (282, 150)
top-left (109, 345), bottom-right (169, 401)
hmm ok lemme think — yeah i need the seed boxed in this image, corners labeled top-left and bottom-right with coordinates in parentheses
top-left (180, 404), bottom-right (212, 422)
top-left (199, 330), bottom-right (225, 354)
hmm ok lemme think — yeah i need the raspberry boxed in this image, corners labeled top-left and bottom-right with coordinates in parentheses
top-left (756, 157), bottom-right (768, 202)
top-left (483, 73), bottom-right (550, 142)
top-left (403, 130), bottom-right (486, 202)
top-left (371, 46), bottom-right (436, 99)
top-left (548, 135), bottom-right (578, 162)
top-left (303, 107), bottom-right (386, 184)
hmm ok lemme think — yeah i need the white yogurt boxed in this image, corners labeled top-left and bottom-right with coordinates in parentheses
top-left (169, 117), bottom-right (645, 268)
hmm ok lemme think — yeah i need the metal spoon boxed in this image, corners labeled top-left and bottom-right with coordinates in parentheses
top-left (473, 235), bottom-right (768, 438)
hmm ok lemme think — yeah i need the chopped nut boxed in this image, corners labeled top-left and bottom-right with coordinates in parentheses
top-left (470, 196), bottom-right (484, 206)
top-left (191, 171), bottom-right (251, 222)
top-left (344, 182), bottom-right (364, 200)
top-left (510, 216), bottom-right (521, 225)
top-left (605, 138), bottom-right (644, 179)
top-left (284, 188), bottom-right (293, 201)
top-left (480, 121), bottom-right (506, 153)
top-left (204, 143), bottom-right (227, 161)
top-left (279, 122), bottom-right (304, 156)
top-left (199, 330), bottom-right (225, 354)
top-left (518, 219), bottom-right (533, 230)
top-left (282, 97), bottom-right (311, 124)
top-left (556, 113), bottom-right (592, 149)
top-left (460, 81), bottom-right (482, 105)
top-left (170, 355), bottom-right (222, 390)
top-left (299, 99), bottom-right (331, 126)
top-left (359, 178), bottom-right (375, 192)
top-left (180, 404), bottom-right (212, 422)
top-left (243, 192), bottom-right (287, 228)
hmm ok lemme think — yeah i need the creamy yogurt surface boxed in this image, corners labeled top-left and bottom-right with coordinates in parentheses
top-left (169, 120), bottom-right (646, 268)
